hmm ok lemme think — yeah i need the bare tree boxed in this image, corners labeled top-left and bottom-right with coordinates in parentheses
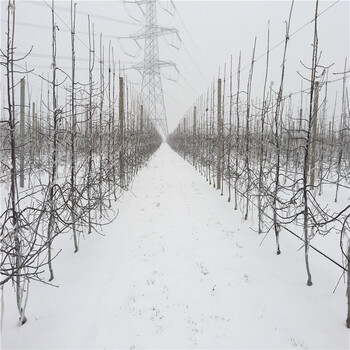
top-left (272, 0), bottom-right (294, 254)
top-left (258, 22), bottom-right (270, 235)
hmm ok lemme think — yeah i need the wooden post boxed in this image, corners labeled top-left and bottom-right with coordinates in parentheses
top-left (71, 0), bottom-right (78, 252)
top-left (20, 77), bottom-right (25, 188)
top-left (140, 104), bottom-right (143, 134)
top-left (85, 106), bottom-right (89, 139)
top-left (310, 81), bottom-right (319, 189)
top-left (183, 117), bottom-right (186, 159)
top-left (193, 105), bottom-right (196, 166)
top-left (119, 76), bottom-right (125, 187)
top-left (347, 242), bottom-right (350, 328)
top-left (217, 78), bottom-right (222, 190)
top-left (193, 106), bottom-right (197, 135)
top-left (32, 102), bottom-right (36, 145)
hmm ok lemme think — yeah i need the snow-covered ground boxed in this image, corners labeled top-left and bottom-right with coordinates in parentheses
top-left (2, 143), bottom-right (349, 349)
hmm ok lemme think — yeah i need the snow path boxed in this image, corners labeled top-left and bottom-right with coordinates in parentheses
top-left (2, 143), bottom-right (349, 349)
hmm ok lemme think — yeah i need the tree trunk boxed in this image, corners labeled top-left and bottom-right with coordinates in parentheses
top-left (20, 77), bottom-right (25, 188)
top-left (346, 238), bottom-right (350, 328)
top-left (272, 1), bottom-right (294, 254)
top-left (303, 0), bottom-right (319, 287)
top-left (258, 22), bottom-right (270, 234)
top-left (244, 37), bottom-right (257, 220)
top-left (216, 78), bottom-right (222, 190)
top-left (119, 76), bottom-right (125, 187)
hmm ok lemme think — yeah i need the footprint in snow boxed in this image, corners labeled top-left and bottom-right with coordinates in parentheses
top-left (236, 242), bottom-right (244, 249)
top-left (198, 262), bottom-right (209, 275)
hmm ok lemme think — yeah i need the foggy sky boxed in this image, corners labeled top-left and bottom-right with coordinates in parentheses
top-left (1, 0), bottom-right (349, 133)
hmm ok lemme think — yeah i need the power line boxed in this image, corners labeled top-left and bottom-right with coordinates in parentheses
top-left (239, 0), bottom-right (342, 75)
top-left (3, 0), bottom-right (143, 77)
top-left (178, 71), bottom-right (200, 97)
top-left (160, 31), bottom-right (211, 86)
top-left (171, 0), bottom-right (342, 109)
top-left (179, 38), bottom-right (211, 87)
top-left (15, 51), bottom-right (134, 66)
top-left (163, 90), bottom-right (189, 109)
top-left (161, 36), bottom-right (208, 87)
top-left (25, 0), bottom-right (141, 26)
top-left (40, 0), bottom-right (112, 77)
top-left (0, 19), bottom-right (131, 41)
top-left (176, 0), bottom-right (343, 108)
top-left (172, 2), bottom-right (215, 77)
top-left (15, 51), bottom-right (89, 62)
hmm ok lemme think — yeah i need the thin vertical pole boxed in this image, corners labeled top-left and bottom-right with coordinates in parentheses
top-left (140, 104), bottom-right (144, 133)
top-left (193, 105), bottom-right (196, 166)
top-left (310, 81), bottom-right (319, 189)
top-left (119, 76), bottom-right (125, 187)
top-left (217, 78), bottom-right (222, 190)
top-left (20, 77), bottom-right (25, 188)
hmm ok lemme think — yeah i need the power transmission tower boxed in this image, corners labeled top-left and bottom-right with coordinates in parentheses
top-left (130, 0), bottom-right (178, 139)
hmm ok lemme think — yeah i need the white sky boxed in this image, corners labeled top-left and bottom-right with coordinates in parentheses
top-left (1, 0), bottom-right (349, 133)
